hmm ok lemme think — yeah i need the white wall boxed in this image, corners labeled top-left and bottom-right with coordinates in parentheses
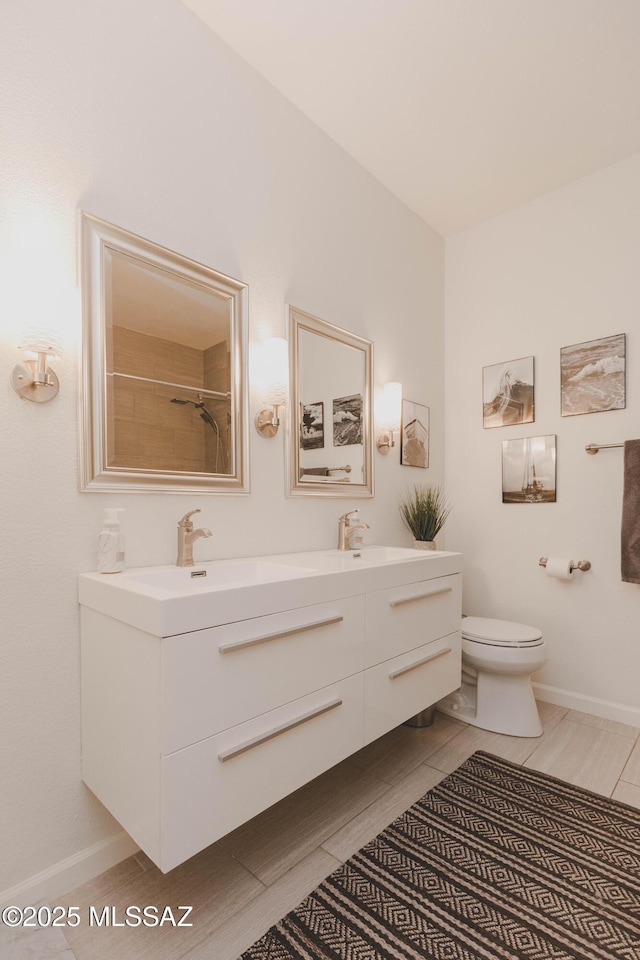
top-left (445, 153), bottom-right (640, 725)
top-left (0, 1), bottom-right (444, 897)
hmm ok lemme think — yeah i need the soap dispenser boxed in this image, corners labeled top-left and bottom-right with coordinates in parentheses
top-left (97, 508), bottom-right (125, 574)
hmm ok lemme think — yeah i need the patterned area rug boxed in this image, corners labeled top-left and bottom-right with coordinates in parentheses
top-left (240, 751), bottom-right (640, 959)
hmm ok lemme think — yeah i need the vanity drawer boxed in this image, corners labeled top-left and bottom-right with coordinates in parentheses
top-left (365, 574), bottom-right (461, 667)
top-left (364, 630), bottom-right (461, 744)
top-left (160, 673), bottom-right (365, 872)
top-left (162, 596), bottom-right (365, 754)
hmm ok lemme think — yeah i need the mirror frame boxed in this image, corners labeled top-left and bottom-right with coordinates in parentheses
top-left (79, 212), bottom-right (249, 494)
top-left (287, 305), bottom-right (374, 499)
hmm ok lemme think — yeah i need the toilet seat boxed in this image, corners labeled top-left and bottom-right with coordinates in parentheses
top-left (462, 616), bottom-right (543, 648)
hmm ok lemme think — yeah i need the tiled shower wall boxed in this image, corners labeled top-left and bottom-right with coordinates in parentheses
top-left (110, 327), bottom-right (231, 473)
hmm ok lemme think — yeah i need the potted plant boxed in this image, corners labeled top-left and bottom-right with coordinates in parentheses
top-left (399, 483), bottom-right (451, 549)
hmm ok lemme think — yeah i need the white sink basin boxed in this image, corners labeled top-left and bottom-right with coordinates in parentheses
top-left (273, 545), bottom-right (445, 570)
top-left (319, 545), bottom-right (439, 564)
top-left (79, 545), bottom-right (461, 637)
top-left (123, 559), bottom-right (316, 594)
top-left (79, 558), bottom-right (320, 636)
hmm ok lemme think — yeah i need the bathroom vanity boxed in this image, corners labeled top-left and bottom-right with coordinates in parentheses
top-left (79, 546), bottom-right (462, 872)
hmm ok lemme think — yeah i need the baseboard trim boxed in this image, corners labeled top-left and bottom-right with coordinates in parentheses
top-left (0, 832), bottom-right (139, 909)
top-left (534, 682), bottom-right (640, 728)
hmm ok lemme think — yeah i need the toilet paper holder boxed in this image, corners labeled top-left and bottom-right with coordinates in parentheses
top-left (538, 557), bottom-right (591, 572)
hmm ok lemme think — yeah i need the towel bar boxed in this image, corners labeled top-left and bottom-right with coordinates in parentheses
top-left (585, 442), bottom-right (624, 454)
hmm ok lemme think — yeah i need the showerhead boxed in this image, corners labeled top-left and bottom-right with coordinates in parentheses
top-left (199, 409), bottom-right (220, 435)
top-left (171, 396), bottom-right (220, 435)
top-left (170, 395), bottom-right (225, 472)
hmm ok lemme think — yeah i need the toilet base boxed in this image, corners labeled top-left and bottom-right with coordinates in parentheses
top-left (438, 672), bottom-right (543, 738)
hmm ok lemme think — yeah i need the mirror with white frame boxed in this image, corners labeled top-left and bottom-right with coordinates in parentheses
top-left (79, 213), bottom-right (249, 493)
top-left (288, 305), bottom-right (373, 498)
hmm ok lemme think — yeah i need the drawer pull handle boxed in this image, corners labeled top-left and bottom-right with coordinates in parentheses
top-left (389, 585), bottom-right (452, 608)
top-left (218, 697), bottom-right (343, 762)
top-left (218, 614), bottom-right (344, 653)
top-left (388, 646), bottom-right (452, 680)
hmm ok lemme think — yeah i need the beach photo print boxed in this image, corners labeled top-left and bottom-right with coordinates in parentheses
top-left (561, 333), bottom-right (626, 417)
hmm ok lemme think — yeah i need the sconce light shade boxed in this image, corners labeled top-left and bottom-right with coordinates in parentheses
top-left (11, 326), bottom-right (63, 403)
top-left (20, 327), bottom-right (64, 361)
top-left (255, 337), bottom-right (289, 438)
top-left (262, 337), bottom-right (289, 406)
top-left (376, 381), bottom-right (403, 454)
top-left (383, 381), bottom-right (402, 433)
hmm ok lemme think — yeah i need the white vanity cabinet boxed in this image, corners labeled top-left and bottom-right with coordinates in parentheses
top-left (80, 549), bottom-right (462, 872)
top-left (363, 573), bottom-right (462, 742)
top-left (162, 595), bottom-right (365, 753)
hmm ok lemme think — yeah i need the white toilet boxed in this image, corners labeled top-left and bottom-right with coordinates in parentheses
top-left (437, 616), bottom-right (547, 737)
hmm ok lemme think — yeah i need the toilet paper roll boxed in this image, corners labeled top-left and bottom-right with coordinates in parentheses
top-left (545, 557), bottom-right (574, 580)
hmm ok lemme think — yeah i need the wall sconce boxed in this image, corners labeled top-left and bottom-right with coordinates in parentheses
top-left (11, 328), bottom-right (63, 403)
top-left (255, 337), bottom-right (289, 438)
top-left (376, 381), bottom-right (402, 454)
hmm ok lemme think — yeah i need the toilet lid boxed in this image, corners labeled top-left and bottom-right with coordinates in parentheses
top-left (462, 616), bottom-right (543, 646)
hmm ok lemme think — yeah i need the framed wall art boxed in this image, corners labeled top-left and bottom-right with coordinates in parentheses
top-left (300, 402), bottom-right (324, 450)
top-left (560, 333), bottom-right (626, 416)
top-left (400, 399), bottom-right (429, 468)
top-left (333, 394), bottom-right (363, 446)
top-left (502, 435), bottom-right (556, 503)
top-left (483, 356), bottom-right (535, 428)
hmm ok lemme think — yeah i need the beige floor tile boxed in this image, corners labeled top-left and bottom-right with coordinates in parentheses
top-left (425, 723), bottom-right (542, 773)
top-left (565, 709), bottom-right (640, 740)
top-left (132, 852), bottom-right (155, 873)
top-left (322, 762), bottom-right (446, 863)
top-left (535, 700), bottom-right (569, 729)
top-left (224, 757), bottom-right (388, 886)
top-left (611, 779), bottom-right (640, 809)
top-left (620, 736), bottom-right (640, 786)
top-left (63, 841), bottom-right (264, 960)
top-left (525, 718), bottom-right (634, 796)
top-left (64, 854), bottom-right (147, 909)
top-left (0, 913), bottom-right (76, 960)
top-left (348, 713), bottom-right (465, 784)
top-left (180, 849), bottom-right (340, 960)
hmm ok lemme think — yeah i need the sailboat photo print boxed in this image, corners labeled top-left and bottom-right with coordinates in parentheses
top-left (502, 434), bottom-right (557, 503)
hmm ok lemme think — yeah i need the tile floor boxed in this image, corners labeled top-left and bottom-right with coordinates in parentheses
top-left (9, 702), bottom-right (640, 960)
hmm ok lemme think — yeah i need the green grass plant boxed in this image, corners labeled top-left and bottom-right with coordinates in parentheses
top-left (399, 483), bottom-right (451, 542)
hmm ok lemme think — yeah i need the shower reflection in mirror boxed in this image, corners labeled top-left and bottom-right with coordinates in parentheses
top-left (80, 212), bottom-right (249, 493)
top-left (169, 394), bottom-right (228, 474)
top-left (105, 245), bottom-right (233, 477)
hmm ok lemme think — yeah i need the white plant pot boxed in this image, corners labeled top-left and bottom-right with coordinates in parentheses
top-left (413, 540), bottom-right (436, 550)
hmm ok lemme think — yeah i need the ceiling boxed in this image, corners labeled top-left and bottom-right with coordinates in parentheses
top-left (181, 0), bottom-right (640, 235)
